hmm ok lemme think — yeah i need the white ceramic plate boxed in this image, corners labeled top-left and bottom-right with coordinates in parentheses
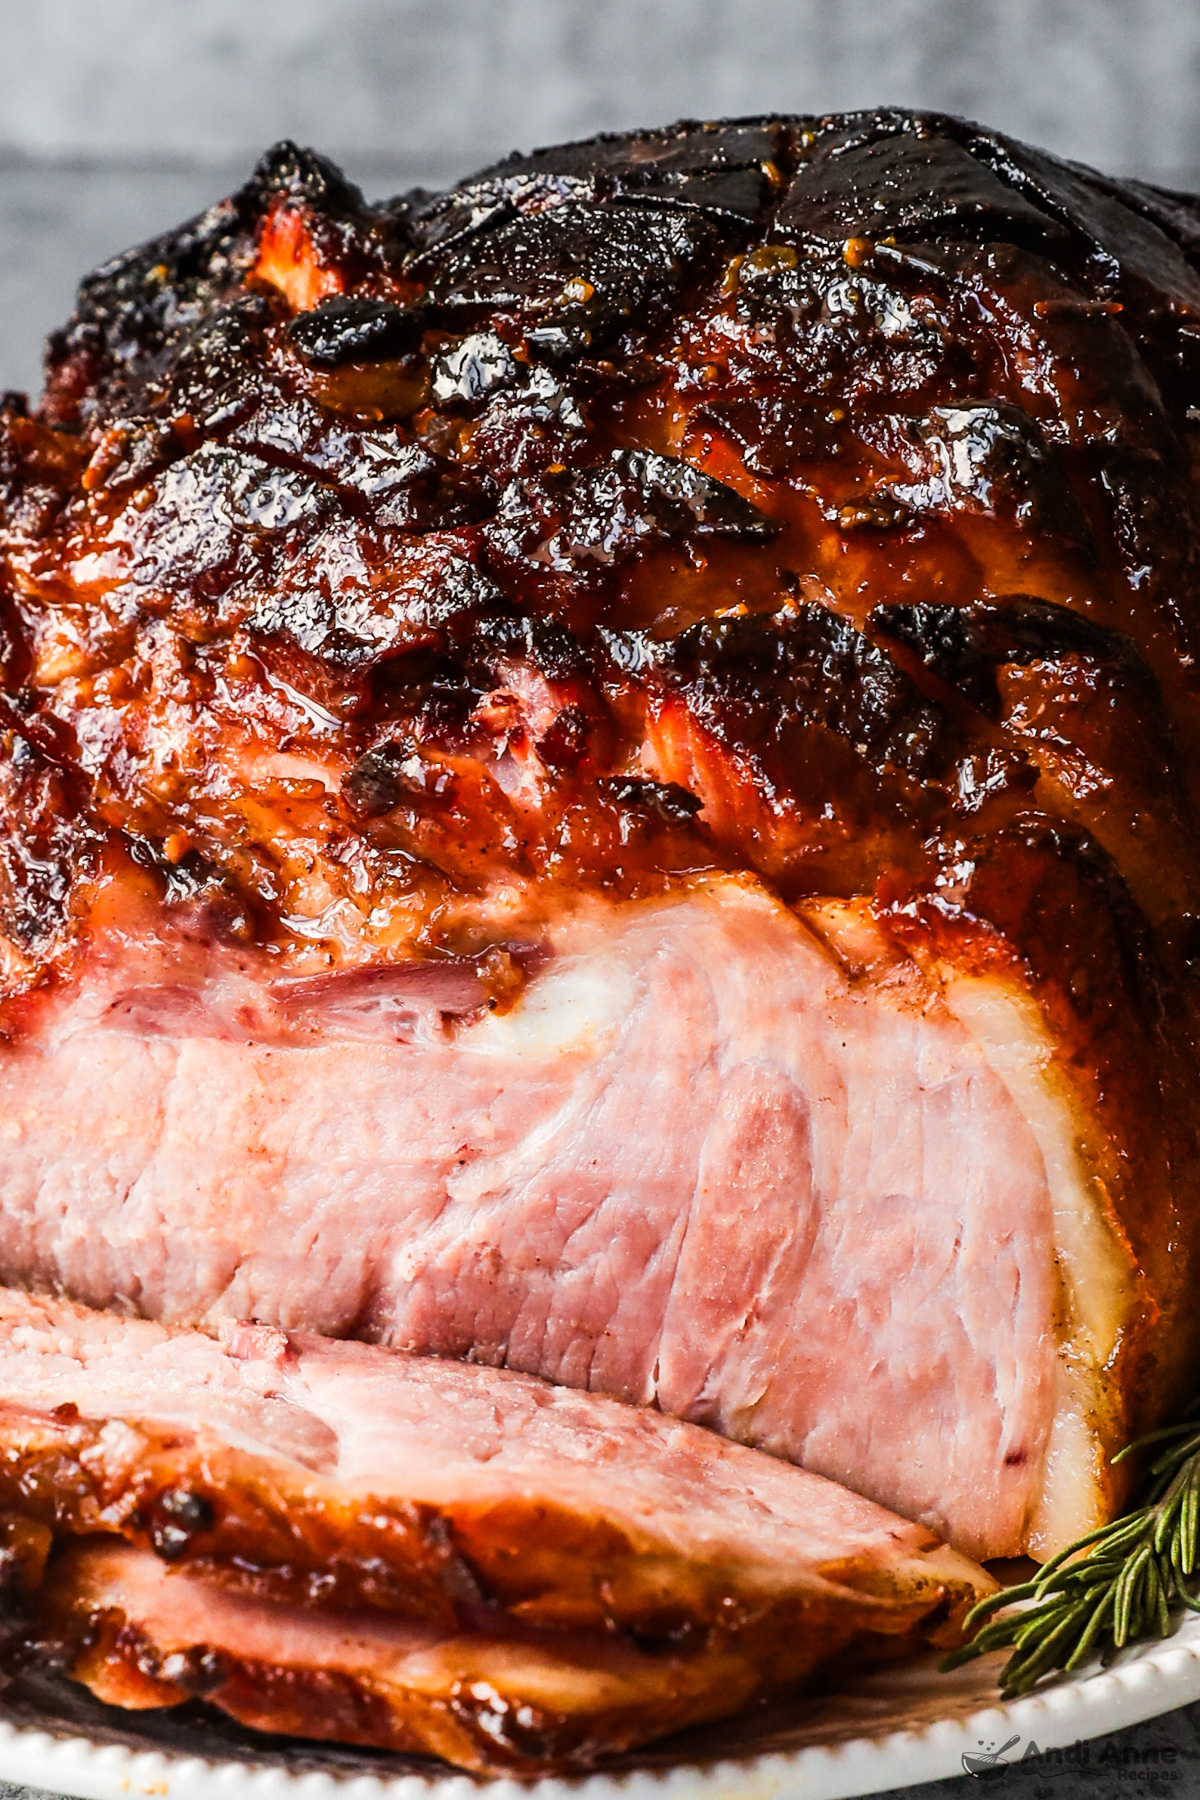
top-left (0, 1614), bottom-right (1198, 1800)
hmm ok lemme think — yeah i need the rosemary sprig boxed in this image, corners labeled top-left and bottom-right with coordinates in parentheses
top-left (942, 1409), bottom-right (1200, 1697)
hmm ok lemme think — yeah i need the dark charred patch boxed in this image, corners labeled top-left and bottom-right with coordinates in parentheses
top-left (286, 296), bottom-right (426, 368)
top-left (148, 295), bottom-right (276, 435)
top-left (967, 132), bottom-right (1200, 314)
top-left (39, 139), bottom-right (389, 433)
top-left (484, 448), bottom-right (776, 581)
top-left (249, 140), bottom-right (367, 220)
top-left (598, 778), bottom-right (703, 823)
top-left (873, 596), bottom-right (1160, 714)
top-left (1116, 178), bottom-right (1200, 260)
top-left (1099, 448), bottom-right (1200, 658)
top-left (0, 723), bottom-right (95, 960)
top-left (416, 201), bottom-right (720, 355)
top-left (248, 536), bottom-right (502, 670)
top-left (688, 393), bottom-right (843, 475)
top-left (120, 444), bottom-right (333, 608)
top-left (41, 201), bottom-right (262, 431)
top-left (230, 399), bottom-right (443, 515)
top-left (147, 1488), bottom-right (216, 1563)
top-left (853, 402), bottom-right (1088, 539)
top-left (476, 117), bottom-right (789, 221)
top-left (405, 119), bottom-right (784, 302)
top-left (871, 595), bottom-right (1191, 912)
top-left (340, 740), bottom-right (430, 819)
top-left (723, 242), bottom-right (971, 411)
top-left (774, 122), bottom-right (1065, 249)
top-left (648, 606), bottom-right (949, 785)
top-left (469, 610), bottom-right (587, 681)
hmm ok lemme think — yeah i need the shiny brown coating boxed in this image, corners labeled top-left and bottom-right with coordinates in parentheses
top-left (5, 112), bottom-right (1200, 1436)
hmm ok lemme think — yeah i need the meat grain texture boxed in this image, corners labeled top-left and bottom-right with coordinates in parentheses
top-left (0, 107), bottom-right (1198, 1768)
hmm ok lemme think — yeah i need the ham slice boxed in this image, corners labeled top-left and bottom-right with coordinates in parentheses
top-left (36, 1540), bottom-right (808, 1774)
top-left (0, 1288), bottom-right (988, 1772)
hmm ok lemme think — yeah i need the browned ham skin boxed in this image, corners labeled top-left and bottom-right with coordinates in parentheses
top-left (7, 117), bottom-right (1200, 976)
top-left (1, 114), bottom-right (1200, 1754)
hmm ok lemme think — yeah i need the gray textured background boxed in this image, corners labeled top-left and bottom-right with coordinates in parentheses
top-left (4, 2), bottom-right (1200, 1795)
top-left (7, 0), bottom-right (1200, 179)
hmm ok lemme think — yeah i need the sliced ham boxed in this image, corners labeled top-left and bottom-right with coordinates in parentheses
top-left (36, 1540), bottom-right (801, 1775)
top-left (0, 1287), bottom-right (989, 1772)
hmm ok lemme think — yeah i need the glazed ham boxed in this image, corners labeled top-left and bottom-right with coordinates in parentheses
top-left (0, 1288), bottom-right (987, 1771)
top-left (1, 108), bottom-right (1200, 1589)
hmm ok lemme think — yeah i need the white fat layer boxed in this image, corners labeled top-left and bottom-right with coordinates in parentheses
top-left (943, 974), bottom-right (1134, 1557)
top-left (1030, 1359), bottom-right (1109, 1559)
top-left (462, 959), bottom-right (634, 1062)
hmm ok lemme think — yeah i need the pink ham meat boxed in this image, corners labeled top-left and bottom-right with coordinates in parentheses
top-left (0, 877), bottom-right (1067, 1559)
top-left (0, 1287), bottom-right (988, 1773)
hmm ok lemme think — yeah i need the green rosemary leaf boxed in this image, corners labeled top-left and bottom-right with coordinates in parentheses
top-left (955, 1580), bottom-right (1043, 1637)
top-left (1155, 1559), bottom-right (1172, 1636)
top-left (941, 1410), bottom-right (1200, 1693)
top-left (1011, 1600), bottom-right (1070, 1649)
top-left (1113, 1422), bottom-right (1198, 1464)
top-left (1184, 1478), bottom-right (1200, 1574)
top-left (1115, 1543), bottom-right (1152, 1645)
top-left (1064, 1585), bottom-right (1116, 1671)
top-left (941, 1608), bottom-right (1037, 1669)
top-left (1002, 1597), bottom-right (1094, 1695)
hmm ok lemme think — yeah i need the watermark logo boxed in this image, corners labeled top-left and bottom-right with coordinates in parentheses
top-left (961, 1735), bottom-right (1019, 1781)
top-left (962, 1734), bottom-right (1183, 1782)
